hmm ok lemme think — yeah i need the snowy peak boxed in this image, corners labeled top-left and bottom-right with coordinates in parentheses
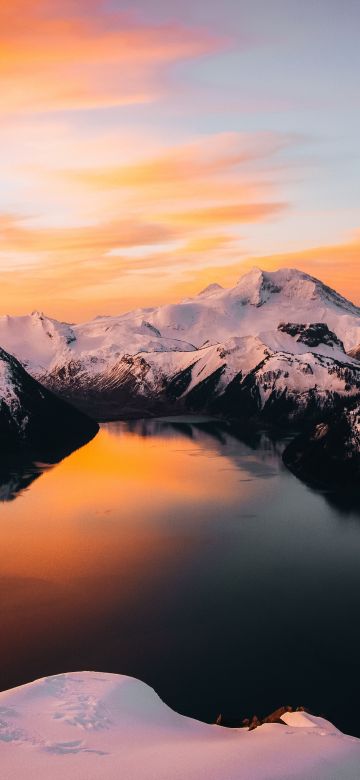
top-left (146, 267), bottom-right (360, 350)
top-left (0, 312), bottom-right (76, 373)
top-left (234, 267), bottom-right (282, 306)
top-left (233, 267), bottom-right (360, 312)
top-left (197, 282), bottom-right (224, 298)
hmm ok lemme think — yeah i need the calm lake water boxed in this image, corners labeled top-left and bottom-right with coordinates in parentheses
top-left (1, 418), bottom-right (360, 735)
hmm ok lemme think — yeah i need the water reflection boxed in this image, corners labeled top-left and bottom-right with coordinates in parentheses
top-left (0, 459), bottom-right (44, 501)
top-left (0, 416), bottom-right (281, 503)
top-left (0, 420), bottom-right (98, 502)
top-left (121, 416), bottom-right (285, 477)
top-left (0, 418), bottom-right (360, 738)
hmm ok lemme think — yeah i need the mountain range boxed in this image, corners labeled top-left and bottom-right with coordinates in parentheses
top-left (1, 266), bottom-right (360, 485)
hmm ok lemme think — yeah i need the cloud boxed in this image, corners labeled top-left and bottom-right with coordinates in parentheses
top-left (0, 212), bottom-right (177, 257)
top-left (164, 202), bottom-right (285, 226)
top-left (1, 208), bottom-right (359, 319)
top-left (0, 128), bottom-right (291, 256)
top-left (0, 1), bottom-right (223, 114)
top-left (56, 130), bottom-right (289, 230)
top-left (182, 235), bottom-right (235, 253)
top-left (71, 132), bottom-right (291, 188)
top-left (0, 124), bottom-right (294, 317)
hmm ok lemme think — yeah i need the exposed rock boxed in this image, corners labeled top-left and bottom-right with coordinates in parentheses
top-left (278, 322), bottom-right (345, 350)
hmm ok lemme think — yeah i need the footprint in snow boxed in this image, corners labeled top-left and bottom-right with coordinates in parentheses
top-left (44, 738), bottom-right (108, 755)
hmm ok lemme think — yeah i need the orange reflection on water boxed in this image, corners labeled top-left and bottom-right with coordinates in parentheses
top-left (0, 423), bottom-right (245, 584)
top-left (0, 420), bottom-right (279, 687)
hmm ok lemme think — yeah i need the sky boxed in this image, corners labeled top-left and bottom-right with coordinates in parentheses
top-left (0, 0), bottom-right (359, 320)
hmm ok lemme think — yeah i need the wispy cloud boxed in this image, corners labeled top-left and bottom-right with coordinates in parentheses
top-left (1, 1), bottom-right (357, 318)
top-left (0, 212), bottom-right (178, 257)
top-left (0, 125), bottom-right (296, 316)
top-left (163, 202), bottom-right (285, 226)
top-left (0, 0), bottom-right (223, 114)
top-left (1, 226), bottom-right (359, 320)
top-left (70, 132), bottom-right (291, 187)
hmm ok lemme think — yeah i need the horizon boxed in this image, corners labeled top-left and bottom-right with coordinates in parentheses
top-left (1, 264), bottom-right (359, 323)
top-left (1, 0), bottom-right (359, 319)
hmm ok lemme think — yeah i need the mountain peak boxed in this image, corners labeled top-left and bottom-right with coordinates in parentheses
top-left (237, 266), bottom-right (310, 288)
top-left (197, 283), bottom-right (223, 298)
top-left (233, 266), bottom-right (360, 314)
top-left (235, 266), bottom-right (283, 306)
top-left (237, 265), bottom-right (263, 283)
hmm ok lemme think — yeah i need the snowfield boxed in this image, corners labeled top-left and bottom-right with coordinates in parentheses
top-left (0, 672), bottom-right (359, 780)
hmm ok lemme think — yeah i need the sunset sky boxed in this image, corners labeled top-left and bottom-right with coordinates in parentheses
top-left (1, 0), bottom-right (359, 319)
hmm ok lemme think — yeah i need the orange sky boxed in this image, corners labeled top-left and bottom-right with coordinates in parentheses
top-left (0, 0), bottom-right (359, 319)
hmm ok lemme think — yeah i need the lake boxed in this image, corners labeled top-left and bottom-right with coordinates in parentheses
top-left (1, 417), bottom-right (360, 736)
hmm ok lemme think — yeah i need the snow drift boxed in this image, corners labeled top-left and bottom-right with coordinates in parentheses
top-left (0, 671), bottom-right (359, 780)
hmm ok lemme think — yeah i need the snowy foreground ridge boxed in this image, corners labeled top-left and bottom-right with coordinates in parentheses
top-left (1, 672), bottom-right (359, 779)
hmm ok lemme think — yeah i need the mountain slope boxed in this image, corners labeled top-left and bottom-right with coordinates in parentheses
top-left (0, 347), bottom-right (98, 459)
top-left (41, 325), bottom-right (360, 422)
top-left (143, 267), bottom-right (360, 350)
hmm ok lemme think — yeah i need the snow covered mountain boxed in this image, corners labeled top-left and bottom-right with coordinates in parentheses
top-left (1, 267), bottom-right (360, 421)
top-left (1, 671), bottom-right (359, 780)
top-left (0, 347), bottom-right (98, 460)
